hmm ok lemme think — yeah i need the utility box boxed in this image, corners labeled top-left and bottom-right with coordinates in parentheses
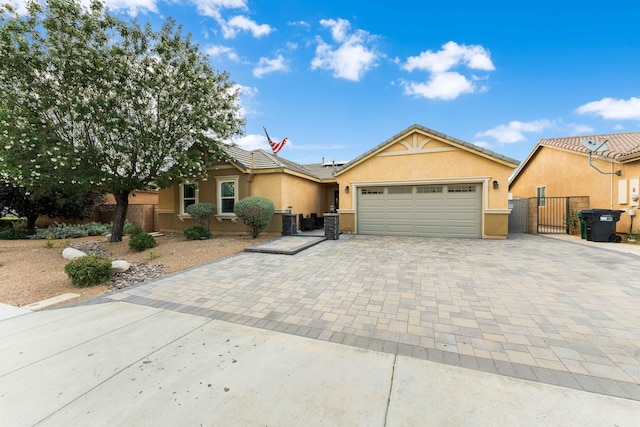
top-left (580, 209), bottom-right (623, 242)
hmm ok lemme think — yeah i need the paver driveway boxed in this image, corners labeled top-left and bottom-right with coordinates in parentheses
top-left (104, 233), bottom-right (640, 400)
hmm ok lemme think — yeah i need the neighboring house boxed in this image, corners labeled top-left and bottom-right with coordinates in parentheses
top-left (157, 124), bottom-right (519, 239)
top-left (509, 131), bottom-right (640, 235)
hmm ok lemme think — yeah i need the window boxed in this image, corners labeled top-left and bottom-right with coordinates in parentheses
top-left (181, 184), bottom-right (197, 214)
top-left (361, 188), bottom-right (384, 195)
top-left (216, 176), bottom-right (239, 215)
top-left (537, 186), bottom-right (546, 207)
top-left (417, 186), bottom-right (443, 193)
top-left (448, 185), bottom-right (476, 193)
top-left (388, 186), bottom-right (412, 194)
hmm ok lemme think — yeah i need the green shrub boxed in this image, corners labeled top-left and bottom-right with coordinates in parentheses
top-left (0, 228), bottom-right (29, 240)
top-left (129, 233), bottom-right (157, 252)
top-left (0, 218), bottom-right (16, 230)
top-left (64, 255), bottom-right (113, 287)
top-left (183, 225), bottom-right (212, 240)
top-left (185, 203), bottom-right (216, 232)
top-left (123, 221), bottom-right (144, 237)
top-left (31, 222), bottom-right (110, 240)
top-left (233, 196), bottom-right (274, 238)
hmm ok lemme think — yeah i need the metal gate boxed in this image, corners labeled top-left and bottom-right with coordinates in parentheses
top-left (508, 198), bottom-right (528, 233)
top-left (535, 196), bottom-right (589, 234)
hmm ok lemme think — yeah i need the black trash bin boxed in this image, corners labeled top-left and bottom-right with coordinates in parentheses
top-left (580, 209), bottom-right (623, 242)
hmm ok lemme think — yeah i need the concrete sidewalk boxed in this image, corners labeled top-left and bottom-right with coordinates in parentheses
top-left (1, 301), bottom-right (639, 426)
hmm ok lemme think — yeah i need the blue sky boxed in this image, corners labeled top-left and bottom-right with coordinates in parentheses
top-left (9, 0), bottom-right (640, 165)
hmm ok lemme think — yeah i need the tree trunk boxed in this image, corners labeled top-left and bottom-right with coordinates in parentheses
top-left (26, 213), bottom-right (38, 232)
top-left (110, 190), bottom-right (130, 242)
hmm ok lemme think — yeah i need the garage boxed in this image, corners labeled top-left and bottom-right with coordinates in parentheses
top-left (334, 124), bottom-right (519, 239)
top-left (357, 183), bottom-right (482, 238)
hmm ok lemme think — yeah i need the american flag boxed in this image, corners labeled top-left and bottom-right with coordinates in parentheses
top-left (263, 126), bottom-right (287, 155)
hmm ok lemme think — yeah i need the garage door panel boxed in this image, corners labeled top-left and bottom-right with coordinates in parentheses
top-left (414, 225), bottom-right (446, 235)
top-left (357, 184), bottom-right (481, 238)
top-left (447, 212), bottom-right (479, 221)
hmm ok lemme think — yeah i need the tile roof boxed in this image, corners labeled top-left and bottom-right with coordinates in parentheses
top-left (336, 123), bottom-right (520, 174)
top-left (538, 131), bottom-right (640, 160)
top-left (223, 146), bottom-right (335, 181)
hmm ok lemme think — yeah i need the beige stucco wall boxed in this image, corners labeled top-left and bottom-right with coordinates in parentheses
top-left (156, 164), bottom-right (327, 234)
top-left (335, 130), bottom-right (517, 238)
top-left (509, 146), bottom-right (640, 233)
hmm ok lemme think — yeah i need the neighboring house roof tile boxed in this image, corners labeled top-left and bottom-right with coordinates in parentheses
top-left (538, 132), bottom-right (640, 160)
top-left (335, 123), bottom-right (520, 174)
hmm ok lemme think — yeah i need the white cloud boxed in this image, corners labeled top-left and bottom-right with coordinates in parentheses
top-left (7, 0), bottom-right (247, 18)
top-left (234, 133), bottom-right (269, 151)
top-left (403, 41), bottom-right (495, 73)
top-left (235, 84), bottom-right (259, 117)
top-left (190, 0), bottom-right (247, 17)
top-left (220, 15), bottom-right (272, 38)
top-left (473, 140), bottom-right (493, 149)
top-left (576, 97), bottom-right (640, 120)
top-left (320, 18), bottom-right (351, 43)
top-left (100, 0), bottom-right (159, 16)
top-left (566, 123), bottom-right (595, 135)
top-left (401, 41), bottom-right (495, 100)
top-left (614, 124), bottom-right (625, 130)
top-left (402, 72), bottom-right (474, 101)
top-left (5, 0), bottom-right (159, 16)
top-left (3, 0), bottom-right (32, 14)
top-left (311, 18), bottom-right (379, 82)
top-left (476, 119), bottom-right (554, 143)
top-left (288, 20), bottom-right (311, 28)
top-left (205, 44), bottom-right (240, 62)
top-left (253, 54), bottom-right (289, 78)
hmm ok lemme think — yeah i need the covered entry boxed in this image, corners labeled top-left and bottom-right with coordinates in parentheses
top-left (356, 183), bottom-right (482, 238)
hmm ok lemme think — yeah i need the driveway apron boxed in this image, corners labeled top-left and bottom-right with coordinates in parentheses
top-left (106, 233), bottom-right (640, 400)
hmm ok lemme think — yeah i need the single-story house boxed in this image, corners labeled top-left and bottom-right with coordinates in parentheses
top-left (157, 124), bottom-right (520, 239)
top-left (509, 131), bottom-right (640, 235)
top-left (157, 147), bottom-right (339, 234)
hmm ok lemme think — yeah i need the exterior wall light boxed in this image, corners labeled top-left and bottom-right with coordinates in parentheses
top-left (493, 180), bottom-right (499, 190)
top-left (345, 185), bottom-right (350, 193)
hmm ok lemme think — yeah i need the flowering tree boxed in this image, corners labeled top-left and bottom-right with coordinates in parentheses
top-left (0, 0), bottom-right (244, 241)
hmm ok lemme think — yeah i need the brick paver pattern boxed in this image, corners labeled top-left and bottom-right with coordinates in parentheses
top-left (109, 234), bottom-right (640, 401)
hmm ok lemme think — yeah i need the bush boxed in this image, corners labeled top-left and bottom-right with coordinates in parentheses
top-left (183, 225), bottom-right (212, 240)
top-left (0, 228), bottom-right (30, 240)
top-left (31, 222), bottom-right (111, 240)
top-left (123, 221), bottom-right (144, 237)
top-left (185, 203), bottom-right (216, 232)
top-left (233, 196), bottom-right (274, 238)
top-left (64, 255), bottom-right (113, 287)
top-left (0, 217), bottom-right (16, 230)
top-left (129, 233), bottom-right (157, 252)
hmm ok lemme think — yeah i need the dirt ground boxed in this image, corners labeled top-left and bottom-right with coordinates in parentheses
top-left (0, 232), bottom-right (276, 307)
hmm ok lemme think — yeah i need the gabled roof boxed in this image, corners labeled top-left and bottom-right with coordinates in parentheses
top-left (222, 146), bottom-right (336, 181)
top-left (335, 123), bottom-right (520, 175)
top-left (509, 131), bottom-right (640, 185)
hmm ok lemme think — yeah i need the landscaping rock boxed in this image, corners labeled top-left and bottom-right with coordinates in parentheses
top-left (62, 247), bottom-right (87, 260)
top-left (109, 263), bottom-right (163, 290)
top-left (111, 260), bottom-right (130, 273)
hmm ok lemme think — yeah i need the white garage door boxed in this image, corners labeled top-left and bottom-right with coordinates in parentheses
top-left (357, 184), bottom-right (482, 238)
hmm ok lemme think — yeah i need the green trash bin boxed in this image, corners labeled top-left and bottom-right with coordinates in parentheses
top-left (577, 211), bottom-right (586, 239)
